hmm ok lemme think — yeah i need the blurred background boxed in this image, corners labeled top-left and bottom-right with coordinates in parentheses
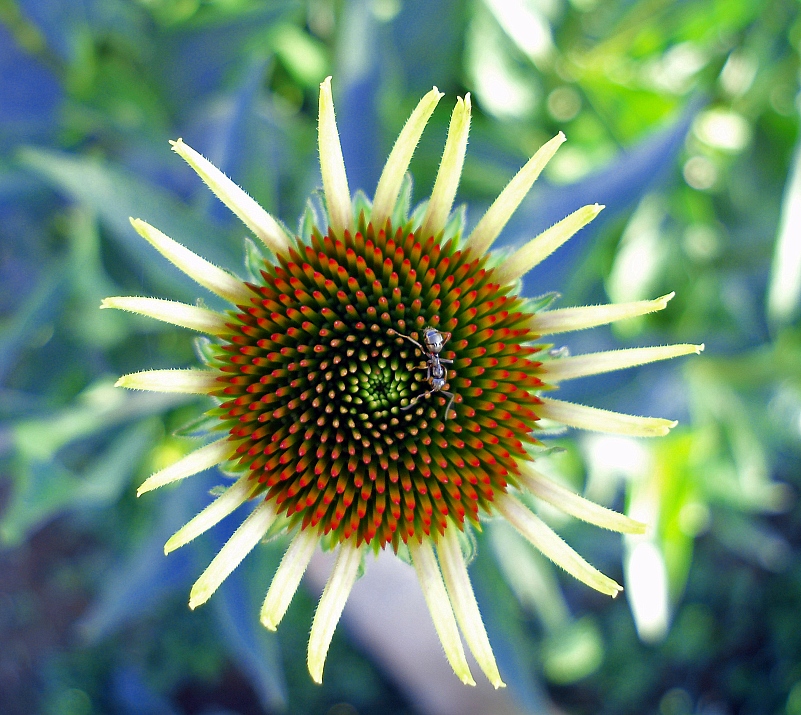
top-left (1, 0), bottom-right (800, 713)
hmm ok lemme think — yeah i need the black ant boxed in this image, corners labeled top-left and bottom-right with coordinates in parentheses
top-left (387, 326), bottom-right (457, 419)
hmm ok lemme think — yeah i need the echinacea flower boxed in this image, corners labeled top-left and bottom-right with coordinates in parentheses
top-left (104, 77), bottom-right (702, 688)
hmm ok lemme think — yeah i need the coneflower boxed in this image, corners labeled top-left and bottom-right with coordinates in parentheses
top-left (103, 77), bottom-right (702, 687)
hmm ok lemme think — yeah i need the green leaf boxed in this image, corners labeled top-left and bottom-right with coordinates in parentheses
top-left (1, 421), bottom-right (157, 545)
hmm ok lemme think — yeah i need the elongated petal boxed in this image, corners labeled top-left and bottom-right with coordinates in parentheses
top-left (170, 138), bottom-right (291, 254)
top-left (517, 463), bottom-right (646, 534)
top-left (409, 539), bottom-right (475, 686)
top-left (189, 500), bottom-right (277, 609)
top-left (372, 88), bottom-right (444, 229)
top-left (308, 541), bottom-right (363, 684)
top-left (528, 293), bottom-right (675, 335)
top-left (130, 218), bottom-right (252, 305)
top-left (261, 527), bottom-right (318, 631)
top-left (420, 95), bottom-right (472, 239)
top-left (538, 397), bottom-right (677, 437)
top-left (318, 77), bottom-right (352, 238)
top-left (495, 493), bottom-right (622, 597)
top-left (116, 369), bottom-right (219, 394)
top-left (101, 296), bottom-right (229, 335)
top-left (493, 204), bottom-right (603, 285)
top-left (545, 344), bottom-right (704, 383)
top-left (465, 132), bottom-right (566, 255)
top-left (137, 438), bottom-right (233, 496)
top-left (372, 87), bottom-right (444, 228)
top-left (438, 528), bottom-right (505, 688)
top-left (164, 474), bottom-right (256, 554)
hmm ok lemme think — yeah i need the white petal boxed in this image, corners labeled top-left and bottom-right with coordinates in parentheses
top-left (130, 218), bottom-right (253, 305)
top-left (188, 499), bottom-right (277, 609)
top-left (420, 94), bottom-right (472, 239)
top-left (260, 527), bottom-right (318, 631)
top-left (517, 463), bottom-right (646, 534)
top-left (528, 293), bottom-right (675, 335)
top-left (538, 397), bottom-right (677, 437)
top-left (465, 132), bottom-right (566, 255)
top-left (372, 87), bottom-right (444, 230)
top-left (116, 368), bottom-right (219, 394)
top-left (438, 528), bottom-right (505, 688)
top-left (137, 438), bottom-right (233, 496)
top-left (308, 540), bottom-right (363, 684)
top-left (164, 473), bottom-right (256, 554)
top-left (101, 296), bottom-right (229, 335)
top-left (170, 138), bottom-right (291, 254)
top-left (545, 344), bottom-right (704, 383)
top-left (318, 77), bottom-right (352, 239)
top-left (493, 204), bottom-right (604, 285)
top-left (495, 493), bottom-right (623, 597)
top-left (409, 539), bottom-right (475, 686)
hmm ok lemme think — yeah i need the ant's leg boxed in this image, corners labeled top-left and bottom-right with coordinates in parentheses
top-left (441, 332), bottom-right (452, 348)
top-left (441, 390), bottom-right (456, 420)
top-left (387, 328), bottom-right (424, 353)
top-left (400, 390), bottom-right (432, 410)
top-left (439, 358), bottom-right (453, 364)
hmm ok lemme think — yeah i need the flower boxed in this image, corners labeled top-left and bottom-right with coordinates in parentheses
top-left (103, 77), bottom-right (703, 688)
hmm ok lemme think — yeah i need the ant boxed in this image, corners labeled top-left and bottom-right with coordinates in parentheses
top-left (387, 326), bottom-right (457, 420)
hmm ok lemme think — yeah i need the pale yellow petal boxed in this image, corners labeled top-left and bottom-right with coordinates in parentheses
top-left (372, 87), bottom-right (444, 229)
top-left (130, 218), bottom-right (252, 305)
top-left (545, 344), bottom-right (704, 383)
top-left (495, 493), bottom-right (622, 596)
top-left (527, 293), bottom-right (675, 335)
top-left (409, 539), bottom-right (475, 686)
top-left (465, 132), bottom-right (566, 255)
top-left (493, 204), bottom-right (603, 285)
top-left (538, 397), bottom-right (677, 437)
top-left (170, 138), bottom-right (291, 254)
top-left (261, 528), bottom-right (318, 631)
top-left (307, 541), bottom-right (363, 684)
top-left (517, 463), bottom-right (646, 534)
top-left (318, 77), bottom-right (352, 238)
top-left (137, 438), bottom-right (233, 496)
top-left (438, 528), bottom-right (505, 688)
top-left (102, 296), bottom-right (229, 335)
top-left (189, 500), bottom-right (277, 609)
top-left (115, 369), bottom-right (219, 394)
top-left (420, 95), bottom-right (472, 239)
top-left (164, 474), bottom-right (256, 554)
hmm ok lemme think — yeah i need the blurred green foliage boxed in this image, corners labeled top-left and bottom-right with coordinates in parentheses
top-left (1, 0), bottom-right (800, 713)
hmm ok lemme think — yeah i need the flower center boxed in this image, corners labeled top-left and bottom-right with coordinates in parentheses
top-left (212, 219), bottom-right (545, 549)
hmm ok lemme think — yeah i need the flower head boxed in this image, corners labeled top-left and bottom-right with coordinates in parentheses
top-left (104, 77), bottom-right (702, 687)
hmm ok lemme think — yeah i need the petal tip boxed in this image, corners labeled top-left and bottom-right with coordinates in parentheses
top-left (260, 616), bottom-right (278, 632)
top-left (188, 587), bottom-right (209, 610)
top-left (660, 420), bottom-right (679, 435)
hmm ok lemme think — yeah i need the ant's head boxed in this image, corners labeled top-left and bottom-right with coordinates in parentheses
top-left (422, 327), bottom-right (448, 353)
